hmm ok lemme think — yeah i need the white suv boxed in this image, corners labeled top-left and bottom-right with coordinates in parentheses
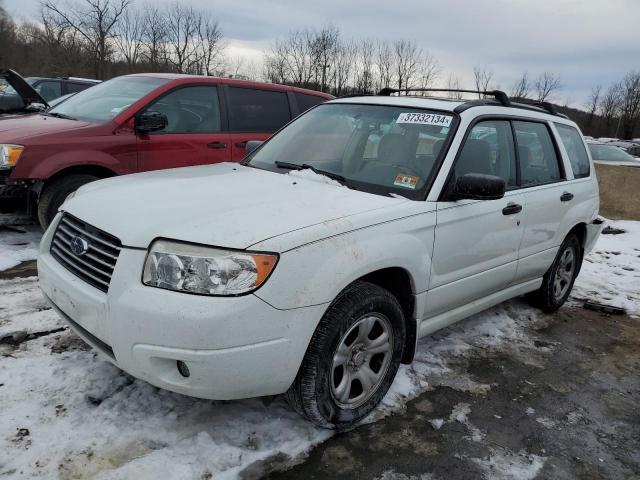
top-left (38, 90), bottom-right (604, 429)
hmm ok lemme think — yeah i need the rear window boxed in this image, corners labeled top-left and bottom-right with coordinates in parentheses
top-left (555, 123), bottom-right (590, 178)
top-left (228, 87), bottom-right (291, 132)
top-left (513, 121), bottom-right (562, 186)
top-left (295, 92), bottom-right (326, 113)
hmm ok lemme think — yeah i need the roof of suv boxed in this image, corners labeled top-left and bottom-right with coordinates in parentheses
top-left (123, 73), bottom-right (334, 98)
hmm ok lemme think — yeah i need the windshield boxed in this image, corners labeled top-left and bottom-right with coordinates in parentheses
top-left (588, 144), bottom-right (636, 162)
top-left (247, 103), bottom-right (455, 197)
top-left (48, 76), bottom-right (168, 122)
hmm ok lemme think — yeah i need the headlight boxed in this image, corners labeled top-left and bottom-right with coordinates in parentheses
top-left (0, 144), bottom-right (24, 169)
top-left (142, 239), bottom-right (279, 296)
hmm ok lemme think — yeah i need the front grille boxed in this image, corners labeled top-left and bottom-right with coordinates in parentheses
top-left (50, 214), bottom-right (122, 293)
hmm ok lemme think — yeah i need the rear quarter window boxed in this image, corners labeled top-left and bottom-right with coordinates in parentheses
top-left (555, 123), bottom-right (590, 178)
top-left (228, 87), bottom-right (291, 132)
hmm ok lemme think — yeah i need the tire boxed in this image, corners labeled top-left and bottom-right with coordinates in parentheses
top-left (37, 174), bottom-right (98, 230)
top-left (529, 233), bottom-right (582, 313)
top-left (286, 281), bottom-right (406, 430)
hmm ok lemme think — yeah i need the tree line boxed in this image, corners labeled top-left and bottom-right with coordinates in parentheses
top-left (0, 0), bottom-right (638, 138)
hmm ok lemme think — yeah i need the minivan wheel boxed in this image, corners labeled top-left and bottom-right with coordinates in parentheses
top-left (529, 233), bottom-right (582, 313)
top-left (286, 281), bottom-right (405, 430)
top-left (37, 174), bottom-right (99, 230)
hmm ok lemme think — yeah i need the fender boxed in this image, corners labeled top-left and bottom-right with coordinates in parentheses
top-left (254, 211), bottom-right (437, 311)
top-left (26, 149), bottom-right (131, 180)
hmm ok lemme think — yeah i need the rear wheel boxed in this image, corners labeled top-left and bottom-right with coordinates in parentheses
top-left (37, 174), bottom-right (98, 230)
top-left (286, 281), bottom-right (405, 430)
top-left (529, 233), bottom-right (581, 313)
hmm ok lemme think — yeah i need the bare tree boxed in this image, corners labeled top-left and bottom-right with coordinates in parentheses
top-left (473, 64), bottom-right (494, 98)
top-left (375, 40), bottom-right (394, 91)
top-left (165, 3), bottom-right (201, 73)
top-left (510, 71), bottom-right (530, 99)
top-left (113, 6), bottom-right (144, 68)
top-left (394, 39), bottom-right (421, 91)
top-left (353, 39), bottom-right (375, 93)
top-left (196, 16), bottom-right (224, 76)
top-left (41, 0), bottom-right (130, 79)
top-left (534, 71), bottom-right (561, 102)
top-left (446, 73), bottom-right (464, 99)
top-left (617, 71), bottom-right (640, 138)
top-left (415, 52), bottom-right (440, 90)
top-left (140, 5), bottom-right (169, 70)
top-left (599, 84), bottom-right (622, 135)
top-left (584, 85), bottom-right (602, 127)
top-left (310, 25), bottom-right (339, 92)
top-left (332, 38), bottom-right (357, 96)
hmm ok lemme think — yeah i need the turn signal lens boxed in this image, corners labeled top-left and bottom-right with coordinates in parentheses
top-left (0, 144), bottom-right (24, 168)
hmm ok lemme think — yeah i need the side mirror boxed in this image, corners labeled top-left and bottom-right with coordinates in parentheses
top-left (245, 140), bottom-right (264, 154)
top-left (454, 173), bottom-right (505, 200)
top-left (135, 110), bottom-right (168, 133)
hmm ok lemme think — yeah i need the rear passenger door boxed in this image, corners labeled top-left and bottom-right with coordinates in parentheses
top-left (513, 120), bottom-right (570, 282)
top-left (137, 84), bottom-right (231, 172)
top-left (224, 86), bottom-right (292, 161)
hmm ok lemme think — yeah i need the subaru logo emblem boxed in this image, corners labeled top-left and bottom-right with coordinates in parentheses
top-left (70, 236), bottom-right (89, 256)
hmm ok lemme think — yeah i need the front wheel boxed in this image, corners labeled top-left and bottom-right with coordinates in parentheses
top-left (286, 281), bottom-right (405, 430)
top-left (529, 233), bottom-right (582, 313)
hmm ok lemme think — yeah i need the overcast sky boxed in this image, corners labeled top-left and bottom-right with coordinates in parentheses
top-left (4, 0), bottom-right (639, 107)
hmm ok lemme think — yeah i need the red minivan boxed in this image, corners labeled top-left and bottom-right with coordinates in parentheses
top-left (0, 74), bottom-right (333, 227)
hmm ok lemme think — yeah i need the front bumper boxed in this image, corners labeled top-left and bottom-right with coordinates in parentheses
top-left (38, 214), bottom-right (328, 400)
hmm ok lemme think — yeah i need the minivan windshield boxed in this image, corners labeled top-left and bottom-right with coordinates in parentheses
top-left (247, 103), bottom-right (455, 197)
top-left (47, 76), bottom-right (169, 122)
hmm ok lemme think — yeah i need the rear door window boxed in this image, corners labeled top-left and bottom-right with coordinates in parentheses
top-left (513, 121), bottom-right (562, 186)
top-left (228, 87), bottom-right (291, 132)
top-left (295, 92), bottom-right (326, 113)
top-left (555, 123), bottom-right (590, 178)
top-left (66, 82), bottom-right (93, 94)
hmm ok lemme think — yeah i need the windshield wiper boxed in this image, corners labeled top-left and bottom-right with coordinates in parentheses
top-left (274, 161), bottom-right (346, 183)
top-left (45, 112), bottom-right (76, 120)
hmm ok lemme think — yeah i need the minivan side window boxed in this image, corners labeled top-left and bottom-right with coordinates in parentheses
top-left (513, 121), bottom-right (562, 186)
top-left (145, 85), bottom-right (221, 134)
top-left (555, 123), bottom-right (590, 178)
top-left (456, 120), bottom-right (518, 188)
top-left (228, 87), bottom-right (290, 132)
top-left (295, 92), bottom-right (325, 113)
top-left (34, 81), bottom-right (62, 102)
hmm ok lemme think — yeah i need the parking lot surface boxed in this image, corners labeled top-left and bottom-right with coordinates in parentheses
top-left (1, 215), bottom-right (638, 479)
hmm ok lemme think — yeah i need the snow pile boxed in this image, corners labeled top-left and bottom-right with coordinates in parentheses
top-left (572, 220), bottom-right (640, 316)
top-left (0, 224), bottom-right (41, 271)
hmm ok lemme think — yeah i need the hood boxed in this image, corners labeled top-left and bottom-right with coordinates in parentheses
top-left (0, 114), bottom-right (93, 142)
top-left (63, 163), bottom-right (401, 249)
top-left (0, 70), bottom-right (48, 112)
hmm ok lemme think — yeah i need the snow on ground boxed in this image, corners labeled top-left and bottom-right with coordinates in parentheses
top-left (0, 223), bottom-right (41, 271)
top-left (0, 220), bottom-right (638, 479)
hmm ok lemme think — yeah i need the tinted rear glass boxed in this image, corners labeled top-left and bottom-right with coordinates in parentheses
top-left (228, 87), bottom-right (291, 132)
top-left (295, 92), bottom-right (326, 113)
top-left (555, 123), bottom-right (590, 178)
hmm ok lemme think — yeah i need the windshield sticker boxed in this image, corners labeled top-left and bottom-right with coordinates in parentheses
top-left (394, 173), bottom-right (419, 189)
top-left (396, 112), bottom-right (452, 127)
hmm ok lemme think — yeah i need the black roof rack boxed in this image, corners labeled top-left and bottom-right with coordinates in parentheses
top-left (378, 88), bottom-right (511, 107)
top-left (342, 88), bottom-right (569, 119)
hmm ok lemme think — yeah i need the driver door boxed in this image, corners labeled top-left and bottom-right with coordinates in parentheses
top-left (137, 85), bottom-right (231, 172)
top-left (426, 119), bottom-right (525, 318)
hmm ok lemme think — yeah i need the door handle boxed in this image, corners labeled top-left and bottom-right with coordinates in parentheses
top-left (207, 142), bottom-right (227, 149)
top-left (502, 203), bottom-right (522, 215)
top-left (560, 192), bottom-right (574, 202)
top-left (235, 141), bottom-right (248, 149)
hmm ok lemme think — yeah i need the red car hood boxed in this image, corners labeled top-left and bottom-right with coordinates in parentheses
top-left (0, 115), bottom-right (93, 142)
